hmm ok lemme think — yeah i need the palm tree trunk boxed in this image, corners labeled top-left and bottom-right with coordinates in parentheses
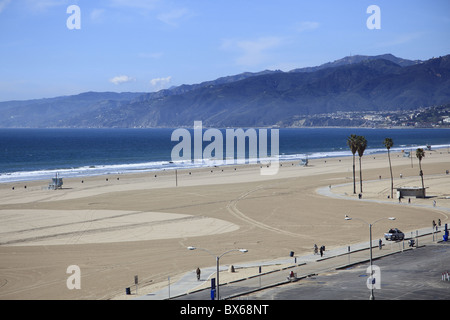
top-left (352, 154), bottom-right (356, 194)
top-left (359, 156), bottom-right (363, 193)
top-left (388, 150), bottom-right (393, 199)
top-left (419, 160), bottom-right (424, 190)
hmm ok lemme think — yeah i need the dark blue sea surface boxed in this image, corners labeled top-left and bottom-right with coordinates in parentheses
top-left (0, 127), bottom-right (449, 183)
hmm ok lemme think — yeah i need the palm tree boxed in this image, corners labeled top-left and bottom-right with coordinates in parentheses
top-left (357, 136), bottom-right (367, 193)
top-left (383, 138), bottom-right (394, 199)
top-left (416, 148), bottom-right (425, 191)
top-left (347, 134), bottom-right (358, 194)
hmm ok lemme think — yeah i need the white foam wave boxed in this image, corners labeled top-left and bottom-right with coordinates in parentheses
top-left (1, 144), bottom-right (449, 184)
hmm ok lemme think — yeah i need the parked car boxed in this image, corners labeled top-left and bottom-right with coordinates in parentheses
top-left (384, 228), bottom-right (405, 241)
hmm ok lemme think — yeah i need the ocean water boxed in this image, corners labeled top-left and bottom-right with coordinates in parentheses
top-left (0, 127), bottom-right (449, 183)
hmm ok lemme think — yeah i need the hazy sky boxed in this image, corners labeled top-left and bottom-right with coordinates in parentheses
top-left (1, 0), bottom-right (449, 101)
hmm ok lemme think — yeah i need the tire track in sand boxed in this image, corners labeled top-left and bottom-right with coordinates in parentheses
top-left (226, 185), bottom-right (307, 238)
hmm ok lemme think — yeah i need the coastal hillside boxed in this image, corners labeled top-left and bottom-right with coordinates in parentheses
top-left (0, 54), bottom-right (449, 128)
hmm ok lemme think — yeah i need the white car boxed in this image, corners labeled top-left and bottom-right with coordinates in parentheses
top-left (384, 228), bottom-right (405, 241)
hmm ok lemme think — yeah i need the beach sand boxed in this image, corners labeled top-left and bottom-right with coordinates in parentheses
top-left (0, 149), bottom-right (449, 299)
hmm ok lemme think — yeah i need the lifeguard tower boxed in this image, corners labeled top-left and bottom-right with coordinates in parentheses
top-left (299, 155), bottom-right (309, 166)
top-left (48, 173), bottom-right (63, 190)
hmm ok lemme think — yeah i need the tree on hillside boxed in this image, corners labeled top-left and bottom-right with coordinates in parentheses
top-left (347, 134), bottom-right (358, 194)
top-left (416, 148), bottom-right (425, 191)
top-left (357, 136), bottom-right (367, 193)
top-left (383, 138), bottom-right (394, 199)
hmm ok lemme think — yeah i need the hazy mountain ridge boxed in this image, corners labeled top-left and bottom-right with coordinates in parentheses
top-left (288, 53), bottom-right (422, 73)
top-left (1, 54), bottom-right (449, 128)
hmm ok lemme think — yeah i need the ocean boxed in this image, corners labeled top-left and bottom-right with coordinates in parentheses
top-left (1, 127), bottom-right (449, 183)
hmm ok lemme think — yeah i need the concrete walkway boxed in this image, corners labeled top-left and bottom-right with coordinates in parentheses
top-left (136, 226), bottom-right (445, 300)
top-left (135, 181), bottom-right (449, 300)
top-left (317, 182), bottom-right (450, 215)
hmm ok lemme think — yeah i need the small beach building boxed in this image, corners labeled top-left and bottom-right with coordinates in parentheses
top-left (396, 187), bottom-right (427, 198)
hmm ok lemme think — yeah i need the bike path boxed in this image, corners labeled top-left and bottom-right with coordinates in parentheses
top-left (136, 227), bottom-right (441, 300)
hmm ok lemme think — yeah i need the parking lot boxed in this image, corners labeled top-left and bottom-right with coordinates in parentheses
top-left (245, 242), bottom-right (450, 300)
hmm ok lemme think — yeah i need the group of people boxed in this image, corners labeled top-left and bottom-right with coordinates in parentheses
top-left (433, 219), bottom-right (442, 231)
top-left (313, 244), bottom-right (326, 257)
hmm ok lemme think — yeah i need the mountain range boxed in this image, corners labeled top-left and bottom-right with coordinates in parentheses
top-left (1, 53), bottom-right (449, 128)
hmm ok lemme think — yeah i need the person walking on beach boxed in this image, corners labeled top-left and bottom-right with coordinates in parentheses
top-left (379, 239), bottom-right (382, 250)
top-left (314, 244), bottom-right (318, 255)
top-left (319, 246), bottom-right (323, 257)
top-left (196, 267), bottom-right (201, 281)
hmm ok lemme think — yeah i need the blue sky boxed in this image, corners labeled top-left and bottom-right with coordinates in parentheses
top-left (0, 0), bottom-right (449, 101)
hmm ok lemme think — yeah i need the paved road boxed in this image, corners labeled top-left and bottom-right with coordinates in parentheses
top-left (245, 241), bottom-right (450, 300)
top-left (168, 240), bottom-right (450, 301)
top-left (154, 229), bottom-right (449, 300)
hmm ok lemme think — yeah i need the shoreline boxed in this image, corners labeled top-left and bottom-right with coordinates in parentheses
top-left (0, 148), bottom-right (449, 299)
top-left (2, 143), bottom-right (449, 185)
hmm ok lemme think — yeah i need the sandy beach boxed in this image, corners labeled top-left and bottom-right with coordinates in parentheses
top-left (0, 149), bottom-right (449, 300)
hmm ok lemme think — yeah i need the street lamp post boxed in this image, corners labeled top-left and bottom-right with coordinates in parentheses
top-left (188, 246), bottom-right (248, 300)
top-left (344, 215), bottom-right (396, 300)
